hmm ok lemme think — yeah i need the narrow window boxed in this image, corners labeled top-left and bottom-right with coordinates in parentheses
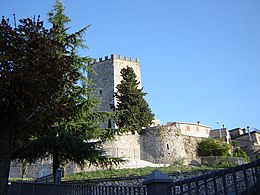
top-left (167, 144), bottom-right (169, 150)
top-left (100, 90), bottom-right (102, 94)
top-left (196, 127), bottom-right (199, 132)
top-left (108, 119), bottom-right (112, 128)
top-left (186, 126), bottom-right (190, 131)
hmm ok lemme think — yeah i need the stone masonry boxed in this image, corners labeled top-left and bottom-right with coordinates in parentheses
top-left (89, 54), bottom-right (141, 128)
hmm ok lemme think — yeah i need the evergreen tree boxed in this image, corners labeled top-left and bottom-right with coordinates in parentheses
top-left (12, 0), bottom-right (121, 178)
top-left (113, 66), bottom-right (154, 134)
top-left (0, 16), bottom-right (75, 194)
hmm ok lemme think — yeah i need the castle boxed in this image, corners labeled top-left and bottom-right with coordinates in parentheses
top-left (89, 54), bottom-right (210, 165)
top-left (9, 54), bottom-right (259, 178)
top-left (89, 54), bottom-right (141, 128)
top-left (89, 54), bottom-right (260, 164)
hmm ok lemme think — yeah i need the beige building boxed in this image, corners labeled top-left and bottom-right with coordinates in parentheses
top-left (229, 128), bottom-right (260, 145)
top-left (210, 128), bottom-right (230, 142)
top-left (165, 121), bottom-right (211, 138)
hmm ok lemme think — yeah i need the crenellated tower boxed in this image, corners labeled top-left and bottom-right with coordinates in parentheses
top-left (89, 54), bottom-right (141, 128)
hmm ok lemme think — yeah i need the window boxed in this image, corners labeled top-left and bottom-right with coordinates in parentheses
top-left (108, 119), bottom-right (112, 128)
top-left (186, 126), bottom-right (190, 131)
top-left (100, 90), bottom-right (102, 94)
top-left (196, 127), bottom-right (199, 132)
top-left (167, 144), bottom-right (169, 150)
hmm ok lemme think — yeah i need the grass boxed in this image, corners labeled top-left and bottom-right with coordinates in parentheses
top-left (9, 178), bottom-right (34, 182)
top-left (63, 164), bottom-right (219, 181)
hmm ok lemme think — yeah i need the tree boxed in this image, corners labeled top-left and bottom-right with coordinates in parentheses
top-left (11, 0), bottom-right (121, 179)
top-left (197, 138), bottom-right (231, 157)
top-left (113, 66), bottom-right (154, 134)
top-left (0, 16), bottom-right (76, 194)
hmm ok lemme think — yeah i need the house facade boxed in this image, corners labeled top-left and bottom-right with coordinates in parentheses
top-left (165, 121), bottom-right (211, 138)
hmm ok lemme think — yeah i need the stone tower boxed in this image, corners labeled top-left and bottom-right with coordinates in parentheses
top-left (89, 54), bottom-right (141, 128)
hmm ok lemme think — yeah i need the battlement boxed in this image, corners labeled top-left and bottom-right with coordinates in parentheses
top-left (98, 54), bottom-right (139, 63)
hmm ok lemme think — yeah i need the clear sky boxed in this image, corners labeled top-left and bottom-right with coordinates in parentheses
top-left (1, 0), bottom-right (260, 130)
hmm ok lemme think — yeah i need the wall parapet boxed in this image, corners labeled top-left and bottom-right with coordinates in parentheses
top-left (98, 54), bottom-right (139, 63)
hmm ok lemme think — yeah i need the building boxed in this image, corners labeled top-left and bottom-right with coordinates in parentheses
top-left (229, 128), bottom-right (260, 145)
top-left (89, 54), bottom-right (141, 128)
top-left (209, 128), bottom-right (230, 142)
top-left (165, 121), bottom-right (211, 138)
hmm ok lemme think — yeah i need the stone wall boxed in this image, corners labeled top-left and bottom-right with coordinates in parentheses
top-left (103, 133), bottom-right (141, 159)
top-left (140, 126), bottom-right (187, 164)
top-left (241, 144), bottom-right (260, 159)
top-left (65, 170), bottom-right (213, 186)
top-left (9, 159), bottom-right (52, 179)
top-left (9, 126), bottom-right (203, 178)
top-left (182, 135), bottom-right (203, 165)
top-left (89, 54), bottom-right (141, 128)
top-left (103, 126), bottom-right (202, 165)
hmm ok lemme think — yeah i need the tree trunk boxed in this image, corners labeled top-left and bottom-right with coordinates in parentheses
top-left (0, 125), bottom-right (11, 195)
top-left (52, 150), bottom-right (60, 183)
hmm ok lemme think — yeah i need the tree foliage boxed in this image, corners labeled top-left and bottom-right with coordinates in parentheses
top-left (198, 138), bottom-right (231, 157)
top-left (198, 138), bottom-right (250, 162)
top-left (11, 0), bottom-right (121, 176)
top-left (232, 144), bottom-right (250, 162)
top-left (113, 66), bottom-right (154, 134)
top-left (0, 15), bottom-right (75, 194)
top-left (0, 1), bottom-right (120, 193)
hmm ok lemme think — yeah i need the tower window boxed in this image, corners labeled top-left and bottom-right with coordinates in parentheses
top-left (100, 90), bottom-right (102, 94)
top-left (167, 144), bottom-right (169, 150)
top-left (108, 119), bottom-right (112, 128)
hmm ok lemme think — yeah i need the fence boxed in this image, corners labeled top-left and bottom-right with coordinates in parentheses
top-left (8, 182), bottom-right (147, 195)
top-left (8, 159), bottom-right (260, 195)
top-left (168, 158), bottom-right (260, 195)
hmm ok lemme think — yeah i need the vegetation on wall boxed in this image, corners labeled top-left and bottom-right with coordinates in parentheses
top-left (198, 138), bottom-right (231, 157)
top-left (232, 144), bottom-right (250, 162)
top-left (198, 138), bottom-right (250, 162)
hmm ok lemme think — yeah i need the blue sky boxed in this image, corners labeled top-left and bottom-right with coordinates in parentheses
top-left (1, 0), bottom-right (260, 130)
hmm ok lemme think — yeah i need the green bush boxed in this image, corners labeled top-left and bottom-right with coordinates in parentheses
top-left (233, 147), bottom-right (250, 162)
top-left (198, 138), bottom-right (231, 157)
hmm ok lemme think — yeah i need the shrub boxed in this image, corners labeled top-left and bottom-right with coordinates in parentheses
top-left (198, 138), bottom-right (231, 157)
top-left (233, 147), bottom-right (250, 162)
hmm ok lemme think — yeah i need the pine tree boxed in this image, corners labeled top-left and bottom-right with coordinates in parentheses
top-left (0, 16), bottom-right (75, 194)
top-left (10, 0), bottom-right (121, 182)
top-left (114, 66), bottom-right (154, 134)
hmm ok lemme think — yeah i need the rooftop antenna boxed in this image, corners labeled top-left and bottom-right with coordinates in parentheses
top-left (13, 14), bottom-right (16, 28)
top-left (217, 122), bottom-right (222, 138)
top-left (247, 126), bottom-right (252, 142)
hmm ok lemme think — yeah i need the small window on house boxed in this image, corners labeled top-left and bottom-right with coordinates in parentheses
top-left (206, 128), bottom-right (209, 133)
top-left (167, 144), bottom-right (169, 150)
top-left (186, 126), bottom-right (190, 131)
top-left (100, 90), bottom-right (102, 94)
top-left (196, 127), bottom-right (199, 132)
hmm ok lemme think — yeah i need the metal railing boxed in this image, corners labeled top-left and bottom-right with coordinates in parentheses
top-left (8, 182), bottom-right (147, 195)
top-left (8, 159), bottom-right (260, 195)
top-left (170, 159), bottom-right (260, 194)
top-left (34, 173), bottom-right (54, 183)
